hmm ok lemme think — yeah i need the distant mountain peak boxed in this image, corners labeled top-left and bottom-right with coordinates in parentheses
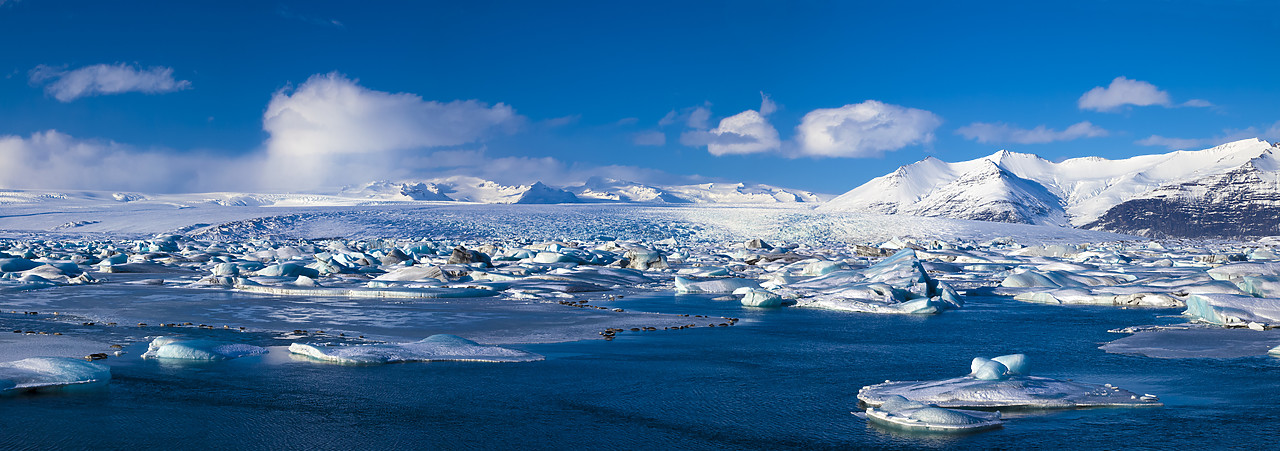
top-left (821, 138), bottom-right (1280, 237)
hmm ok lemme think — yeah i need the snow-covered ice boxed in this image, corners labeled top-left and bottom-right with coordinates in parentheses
top-left (289, 334), bottom-right (543, 364)
top-left (861, 395), bottom-right (1003, 433)
top-left (140, 336), bottom-right (267, 360)
top-left (858, 354), bottom-right (1160, 409)
top-left (0, 357), bottom-right (111, 394)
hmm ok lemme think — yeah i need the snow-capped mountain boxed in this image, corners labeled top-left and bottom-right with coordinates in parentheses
top-left (343, 176), bottom-right (829, 205)
top-left (820, 138), bottom-right (1280, 237)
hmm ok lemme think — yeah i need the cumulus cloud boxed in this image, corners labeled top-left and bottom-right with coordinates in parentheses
top-left (1136, 121), bottom-right (1280, 150)
top-left (794, 100), bottom-right (941, 158)
top-left (632, 131), bottom-right (666, 146)
top-left (956, 121), bottom-right (1108, 144)
top-left (29, 63), bottom-right (191, 102)
top-left (0, 72), bottom-right (690, 193)
top-left (1078, 76), bottom-right (1184, 112)
top-left (682, 110), bottom-right (781, 156)
top-left (680, 93), bottom-right (783, 156)
top-left (264, 72), bottom-right (518, 157)
top-left (259, 72), bottom-right (523, 190)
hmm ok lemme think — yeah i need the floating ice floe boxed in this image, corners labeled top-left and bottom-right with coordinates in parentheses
top-left (289, 334), bottom-right (543, 364)
top-left (860, 395), bottom-right (1003, 433)
top-left (858, 354), bottom-right (1160, 408)
top-left (784, 249), bottom-right (962, 314)
top-left (0, 357), bottom-right (111, 394)
top-left (674, 276), bottom-right (759, 294)
top-left (140, 336), bottom-right (267, 360)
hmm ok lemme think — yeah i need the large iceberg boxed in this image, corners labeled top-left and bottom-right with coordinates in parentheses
top-left (289, 334), bottom-right (543, 364)
top-left (786, 249), bottom-right (962, 314)
top-left (1183, 293), bottom-right (1280, 326)
top-left (858, 354), bottom-right (1160, 409)
top-left (0, 357), bottom-right (111, 394)
top-left (140, 337), bottom-right (267, 360)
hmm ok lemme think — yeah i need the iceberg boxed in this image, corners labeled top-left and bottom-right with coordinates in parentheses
top-left (862, 395), bottom-right (1003, 433)
top-left (674, 276), bottom-right (759, 294)
top-left (1183, 293), bottom-right (1280, 326)
top-left (787, 249), bottom-right (962, 314)
top-left (289, 334), bottom-right (543, 364)
top-left (0, 357), bottom-right (111, 394)
top-left (738, 288), bottom-right (786, 307)
top-left (858, 354), bottom-right (1160, 408)
top-left (140, 337), bottom-right (267, 360)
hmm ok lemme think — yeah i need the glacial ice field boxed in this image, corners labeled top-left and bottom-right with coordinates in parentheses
top-left (2, 202), bottom-right (1280, 448)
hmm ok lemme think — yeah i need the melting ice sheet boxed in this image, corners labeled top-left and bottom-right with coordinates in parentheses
top-left (289, 334), bottom-right (543, 364)
top-left (0, 357), bottom-right (110, 394)
top-left (1101, 327), bottom-right (1280, 359)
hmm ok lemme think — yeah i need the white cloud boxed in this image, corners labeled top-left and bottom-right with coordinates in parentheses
top-left (682, 109), bottom-right (781, 156)
top-left (0, 72), bottom-right (692, 193)
top-left (759, 92), bottom-right (777, 116)
top-left (29, 63), bottom-right (191, 102)
top-left (686, 106), bottom-right (711, 129)
top-left (956, 121), bottom-right (1108, 144)
top-left (0, 130), bottom-right (244, 192)
top-left (260, 72), bottom-right (522, 190)
top-left (1181, 99), bottom-right (1213, 108)
top-left (632, 131), bottom-right (666, 146)
top-left (264, 72), bottom-right (517, 157)
top-left (1135, 121), bottom-right (1280, 149)
top-left (658, 104), bottom-right (713, 129)
top-left (794, 100), bottom-right (941, 158)
top-left (1077, 76), bottom-right (1172, 112)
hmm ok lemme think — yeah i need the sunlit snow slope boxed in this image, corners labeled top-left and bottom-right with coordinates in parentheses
top-left (820, 138), bottom-right (1280, 237)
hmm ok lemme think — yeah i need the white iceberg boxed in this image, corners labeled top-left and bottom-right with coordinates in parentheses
top-left (140, 336), bottom-right (267, 360)
top-left (0, 357), bottom-right (111, 394)
top-left (862, 395), bottom-right (1003, 433)
top-left (674, 276), bottom-right (759, 294)
top-left (787, 249), bottom-right (962, 314)
top-left (289, 334), bottom-right (543, 364)
top-left (738, 288), bottom-right (785, 307)
top-left (858, 354), bottom-right (1160, 408)
top-left (1184, 293), bottom-right (1280, 326)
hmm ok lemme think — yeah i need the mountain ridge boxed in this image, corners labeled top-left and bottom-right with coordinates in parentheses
top-left (820, 138), bottom-right (1280, 237)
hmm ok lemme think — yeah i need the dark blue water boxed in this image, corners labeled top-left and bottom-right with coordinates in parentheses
top-left (5, 295), bottom-right (1280, 450)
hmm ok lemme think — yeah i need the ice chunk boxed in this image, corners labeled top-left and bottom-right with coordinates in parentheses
top-left (674, 276), bottom-right (759, 294)
top-left (1103, 327), bottom-right (1280, 359)
top-left (739, 288), bottom-right (785, 307)
top-left (788, 249), bottom-right (962, 314)
top-left (859, 354), bottom-right (1159, 408)
top-left (140, 337), bottom-right (267, 360)
top-left (289, 334), bottom-right (542, 364)
top-left (862, 395), bottom-right (1003, 433)
top-left (236, 284), bottom-right (498, 299)
top-left (991, 353), bottom-right (1026, 375)
top-left (800, 260), bottom-right (848, 276)
top-left (623, 248), bottom-right (668, 270)
top-left (969, 357), bottom-right (1009, 380)
top-left (0, 357), bottom-right (111, 394)
top-left (1184, 293), bottom-right (1280, 326)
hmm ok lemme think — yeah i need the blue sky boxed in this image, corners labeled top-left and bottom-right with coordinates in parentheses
top-left (2, 0), bottom-right (1278, 193)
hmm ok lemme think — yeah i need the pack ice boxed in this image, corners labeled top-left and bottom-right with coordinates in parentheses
top-left (289, 334), bottom-right (543, 364)
top-left (0, 357), bottom-right (111, 394)
top-left (858, 354), bottom-right (1161, 409)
